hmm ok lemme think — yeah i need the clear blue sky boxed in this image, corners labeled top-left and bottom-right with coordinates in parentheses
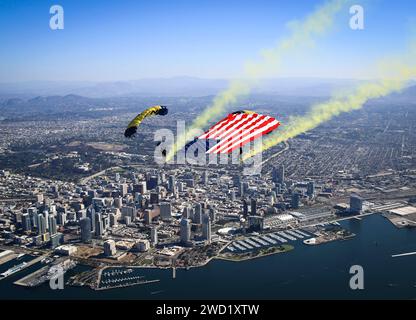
top-left (0, 0), bottom-right (415, 82)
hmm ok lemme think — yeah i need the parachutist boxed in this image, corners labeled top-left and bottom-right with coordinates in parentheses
top-left (124, 105), bottom-right (168, 138)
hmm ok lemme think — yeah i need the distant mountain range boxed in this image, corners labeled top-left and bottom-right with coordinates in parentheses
top-left (3, 77), bottom-right (412, 99)
top-left (0, 78), bottom-right (414, 118)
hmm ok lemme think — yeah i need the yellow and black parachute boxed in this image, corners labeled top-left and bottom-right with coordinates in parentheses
top-left (124, 105), bottom-right (168, 138)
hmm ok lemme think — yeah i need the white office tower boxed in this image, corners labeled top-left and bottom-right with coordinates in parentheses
top-left (180, 218), bottom-right (191, 244)
top-left (202, 214), bottom-right (212, 244)
top-left (103, 239), bottom-right (117, 257)
top-left (160, 202), bottom-right (172, 220)
top-left (150, 226), bottom-right (158, 246)
top-left (43, 210), bottom-right (49, 229)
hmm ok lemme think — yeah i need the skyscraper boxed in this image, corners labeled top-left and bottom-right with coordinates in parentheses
top-left (202, 214), bottom-right (212, 244)
top-left (87, 207), bottom-right (96, 232)
top-left (291, 192), bottom-right (300, 209)
top-left (95, 212), bottom-right (103, 237)
top-left (109, 213), bottom-right (117, 227)
top-left (103, 240), bottom-right (117, 257)
top-left (150, 227), bottom-right (158, 246)
top-left (208, 208), bottom-right (216, 222)
top-left (57, 211), bottom-right (66, 226)
top-left (180, 218), bottom-right (191, 244)
top-left (239, 182), bottom-right (244, 197)
top-left (350, 194), bottom-right (363, 214)
top-left (37, 214), bottom-right (46, 235)
top-left (182, 206), bottom-right (190, 219)
top-left (28, 207), bottom-right (38, 228)
top-left (202, 171), bottom-right (208, 185)
top-left (43, 210), bottom-right (49, 229)
top-left (114, 197), bottom-right (122, 209)
top-left (243, 199), bottom-right (249, 217)
top-left (230, 190), bottom-right (236, 201)
top-left (146, 175), bottom-right (158, 190)
top-left (273, 165), bottom-right (285, 184)
top-left (150, 192), bottom-right (159, 204)
top-left (120, 183), bottom-right (128, 197)
top-left (307, 181), bottom-right (315, 198)
top-left (22, 213), bottom-right (32, 232)
top-left (80, 217), bottom-right (92, 243)
top-left (194, 203), bottom-right (202, 224)
top-left (48, 216), bottom-right (57, 235)
top-left (168, 175), bottom-right (176, 194)
top-left (160, 202), bottom-right (172, 220)
top-left (251, 198), bottom-right (257, 216)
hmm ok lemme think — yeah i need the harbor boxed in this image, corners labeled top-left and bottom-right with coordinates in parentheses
top-left (0, 215), bottom-right (415, 299)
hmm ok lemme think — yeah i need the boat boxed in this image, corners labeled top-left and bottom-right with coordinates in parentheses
top-left (16, 253), bottom-right (25, 260)
top-left (0, 262), bottom-right (27, 278)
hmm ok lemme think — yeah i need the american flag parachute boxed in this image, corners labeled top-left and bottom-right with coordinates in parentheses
top-left (187, 110), bottom-right (280, 154)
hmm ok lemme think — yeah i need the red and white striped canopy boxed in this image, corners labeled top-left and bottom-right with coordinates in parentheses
top-left (198, 111), bottom-right (280, 154)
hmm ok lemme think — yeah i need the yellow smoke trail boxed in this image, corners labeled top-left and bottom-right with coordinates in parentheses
top-left (242, 63), bottom-right (416, 160)
top-left (165, 0), bottom-right (349, 161)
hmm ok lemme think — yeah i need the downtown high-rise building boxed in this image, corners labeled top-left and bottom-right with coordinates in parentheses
top-left (272, 165), bottom-right (285, 184)
top-left (180, 218), bottom-right (191, 244)
top-left (80, 217), bottom-right (92, 243)
top-left (307, 181), bottom-right (315, 198)
top-left (120, 183), bottom-right (128, 197)
top-left (94, 212), bottom-right (104, 237)
top-left (202, 171), bottom-right (208, 186)
top-left (243, 199), bottom-right (249, 217)
top-left (202, 213), bottom-right (211, 244)
top-left (291, 192), bottom-right (300, 209)
top-left (350, 194), bottom-right (363, 213)
top-left (151, 226), bottom-right (158, 246)
top-left (251, 198), bottom-right (257, 216)
top-left (103, 239), bottom-right (117, 257)
top-left (182, 206), bottom-right (190, 219)
top-left (194, 203), bottom-right (202, 224)
top-left (48, 216), bottom-right (57, 235)
top-left (168, 175), bottom-right (176, 194)
top-left (159, 202), bottom-right (172, 220)
top-left (86, 207), bottom-right (96, 233)
top-left (22, 213), bottom-right (32, 232)
top-left (37, 214), bottom-right (46, 235)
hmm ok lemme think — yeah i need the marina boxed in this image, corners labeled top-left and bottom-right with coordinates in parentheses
top-left (97, 267), bottom-right (160, 291)
top-left (277, 231), bottom-right (297, 241)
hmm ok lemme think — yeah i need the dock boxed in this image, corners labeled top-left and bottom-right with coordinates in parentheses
top-left (0, 250), bottom-right (18, 266)
top-left (0, 253), bottom-right (49, 281)
top-left (14, 266), bottom-right (49, 287)
top-left (392, 251), bottom-right (416, 258)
